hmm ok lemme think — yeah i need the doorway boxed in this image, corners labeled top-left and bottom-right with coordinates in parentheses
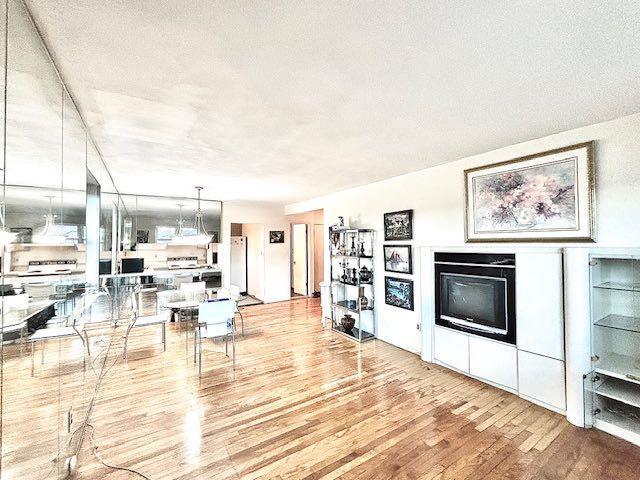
top-left (291, 223), bottom-right (308, 297)
top-left (230, 222), bottom-right (264, 304)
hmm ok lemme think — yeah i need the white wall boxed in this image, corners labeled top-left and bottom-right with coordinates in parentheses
top-left (221, 202), bottom-right (290, 303)
top-left (286, 113), bottom-right (640, 354)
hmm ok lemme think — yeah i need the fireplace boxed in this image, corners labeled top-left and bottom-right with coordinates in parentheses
top-left (435, 252), bottom-right (516, 345)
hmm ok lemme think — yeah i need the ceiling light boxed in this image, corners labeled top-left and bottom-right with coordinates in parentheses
top-left (32, 196), bottom-right (67, 244)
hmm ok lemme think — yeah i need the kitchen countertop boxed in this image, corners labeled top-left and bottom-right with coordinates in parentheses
top-left (100, 266), bottom-right (221, 279)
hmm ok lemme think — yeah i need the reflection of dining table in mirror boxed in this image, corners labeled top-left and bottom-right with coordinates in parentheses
top-left (0, 300), bottom-right (58, 341)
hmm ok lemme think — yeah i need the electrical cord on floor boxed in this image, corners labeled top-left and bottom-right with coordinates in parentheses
top-left (86, 423), bottom-right (151, 480)
top-left (64, 320), bottom-right (153, 480)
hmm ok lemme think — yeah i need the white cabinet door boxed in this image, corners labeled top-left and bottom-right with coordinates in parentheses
top-left (516, 252), bottom-right (564, 360)
top-left (469, 336), bottom-right (518, 390)
top-left (518, 350), bottom-right (566, 411)
top-left (434, 327), bottom-right (469, 373)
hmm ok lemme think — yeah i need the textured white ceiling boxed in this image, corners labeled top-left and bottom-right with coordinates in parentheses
top-left (25, 0), bottom-right (640, 204)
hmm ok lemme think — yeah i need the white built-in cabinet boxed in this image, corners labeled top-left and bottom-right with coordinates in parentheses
top-left (433, 326), bottom-right (469, 373)
top-left (469, 336), bottom-right (518, 390)
top-left (430, 248), bottom-right (566, 414)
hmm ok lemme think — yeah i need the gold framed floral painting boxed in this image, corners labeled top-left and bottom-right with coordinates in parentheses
top-left (464, 142), bottom-right (595, 242)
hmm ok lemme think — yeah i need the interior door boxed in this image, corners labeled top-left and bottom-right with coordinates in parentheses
top-left (293, 224), bottom-right (308, 295)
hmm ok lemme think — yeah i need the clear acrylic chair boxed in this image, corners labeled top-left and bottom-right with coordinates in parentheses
top-left (123, 286), bottom-right (171, 360)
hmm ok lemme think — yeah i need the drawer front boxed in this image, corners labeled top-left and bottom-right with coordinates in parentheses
top-left (518, 350), bottom-right (566, 411)
top-left (434, 327), bottom-right (469, 373)
top-left (469, 336), bottom-right (518, 390)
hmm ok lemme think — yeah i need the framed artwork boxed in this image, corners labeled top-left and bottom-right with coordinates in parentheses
top-left (383, 245), bottom-right (413, 274)
top-left (136, 229), bottom-right (149, 244)
top-left (269, 230), bottom-right (285, 244)
top-left (385, 276), bottom-right (414, 311)
top-left (384, 209), bottom-right (413, 241)
top-left (464, 142), bottom-right (595, 242)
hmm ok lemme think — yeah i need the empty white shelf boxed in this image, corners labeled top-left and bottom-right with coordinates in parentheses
top-left (595, 314), bottom-right (640, 334)
top-left (595, 353), bottom-right (640, 385)
top-left (595, 377), bottom-right (640, 409)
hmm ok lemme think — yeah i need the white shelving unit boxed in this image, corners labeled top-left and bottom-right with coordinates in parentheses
top-left (585, 254), bottom-right (640, 446)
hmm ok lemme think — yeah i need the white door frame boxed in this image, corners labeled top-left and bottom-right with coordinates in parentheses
top-left (292, 223), bottom-right (309, 296)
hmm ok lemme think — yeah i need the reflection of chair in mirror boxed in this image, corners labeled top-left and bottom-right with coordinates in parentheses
top-left (157, 289), bottom-right (184, 323)
top-left (172, 274), bottom-right (192, 289)
top-left (180, 281), bottom-right (206, 299)
top-left (195, 299), bottom-right (236, 376)
top-left (0, 293), bottom-right (30, 341)
top-left (123, 286), bottom-right (171, 360)
top-left (28, 292), bottom-right (103, 376)
top-left (24, 282), bottom-right (55, 300)
top-left (217, 285), bottom-right (244, 336)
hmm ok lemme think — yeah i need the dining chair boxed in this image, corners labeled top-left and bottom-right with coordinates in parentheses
top-left (28, 290), bottom-right (106, 375)
top-left (217, 285), bottom-right (245, 336)
top-left (172, 274), bottom-right (193, 289)
top-left (123, 286), bottom-right (171, 360)
top-left (195, 299), bottom-right (235, 376)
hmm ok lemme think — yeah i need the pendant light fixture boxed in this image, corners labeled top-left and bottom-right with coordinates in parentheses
top-left (191, 186), bottom-right (212, 244)
top-left (0, 201), bottom-right (17, 246)
top-left (33, 195), bottom-right (66, 244)
top-left (170, 188), bottom-right (211, 245)
top-left (170, 203), bottom-right (190, 244)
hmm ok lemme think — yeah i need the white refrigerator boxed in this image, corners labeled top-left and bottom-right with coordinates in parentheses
top-left (230, 236), bottom-right (247, 293)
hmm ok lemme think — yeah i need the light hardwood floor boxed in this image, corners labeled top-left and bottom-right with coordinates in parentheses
top-left (2, 297), bottom-right (640, 479)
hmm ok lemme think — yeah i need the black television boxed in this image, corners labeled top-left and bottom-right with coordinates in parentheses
top-left (121, 258), bottom-right (144, 274)
top-left (99, 260), bottom-right (112, 275)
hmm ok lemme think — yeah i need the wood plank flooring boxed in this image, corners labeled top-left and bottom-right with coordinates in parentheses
top-left (2, 297), bottom-right (640, 479)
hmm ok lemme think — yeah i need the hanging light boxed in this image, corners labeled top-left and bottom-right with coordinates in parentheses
top-left (0, 201), bottom-right (17, 246)
top-left (190, 186), bottom-right (212, 244)
top-left (170, 203), bottom-right (191, 244)
top-left (170, 188), bottom-right (211, 245)
top-left (33, 195), bottom-right (66, 244)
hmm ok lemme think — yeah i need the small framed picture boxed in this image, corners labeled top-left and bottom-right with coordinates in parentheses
top-left (384, 209), bottom-right (413, 241)
top-left (385, 276), bottom-right (414, 311)
top-left (269, 230), bottom-right (285, 244)
top-left (384, 245), bottom-right (412, 274)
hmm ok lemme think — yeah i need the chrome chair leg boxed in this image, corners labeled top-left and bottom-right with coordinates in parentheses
top-left (232, 326), bottom-right (236, 370)
top-left (198, 330), bottom-right (202, 377)
top-left (193, 323), bottom-right (197, 364)
top-left (83, 331), bottom-right (91, 357)
top-left (31, 341), bottom-right (35, 377)
top-left (238, 308), bottom-right (244, 336)
top-left (162, 323), bottom-right (166, 351)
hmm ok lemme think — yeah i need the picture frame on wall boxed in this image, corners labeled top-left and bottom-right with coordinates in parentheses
top-left (383, 245), bottom-right (412, 274)
top-left (464, 142), bottom-right (595, 242)
top-left (384, 276), bottom-right (414, 311)
top-left (269, 230), bottom-right (285, 243)
top-left (384, 209), bottom-right (413, 241)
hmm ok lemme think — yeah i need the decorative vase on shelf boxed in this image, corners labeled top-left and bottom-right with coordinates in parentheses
top-left (358, 286), bottom-right (369, 309)
top-left (349, 236), bottom-right (357, 256)
top-left (358, 241), bottom-right (366, 257)
top-left (341, 313), bottom-right (355, 331)
top-left (359, 266), bottom-right (373, 283)
top-left (351, 268), bottom-right (358, 285)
